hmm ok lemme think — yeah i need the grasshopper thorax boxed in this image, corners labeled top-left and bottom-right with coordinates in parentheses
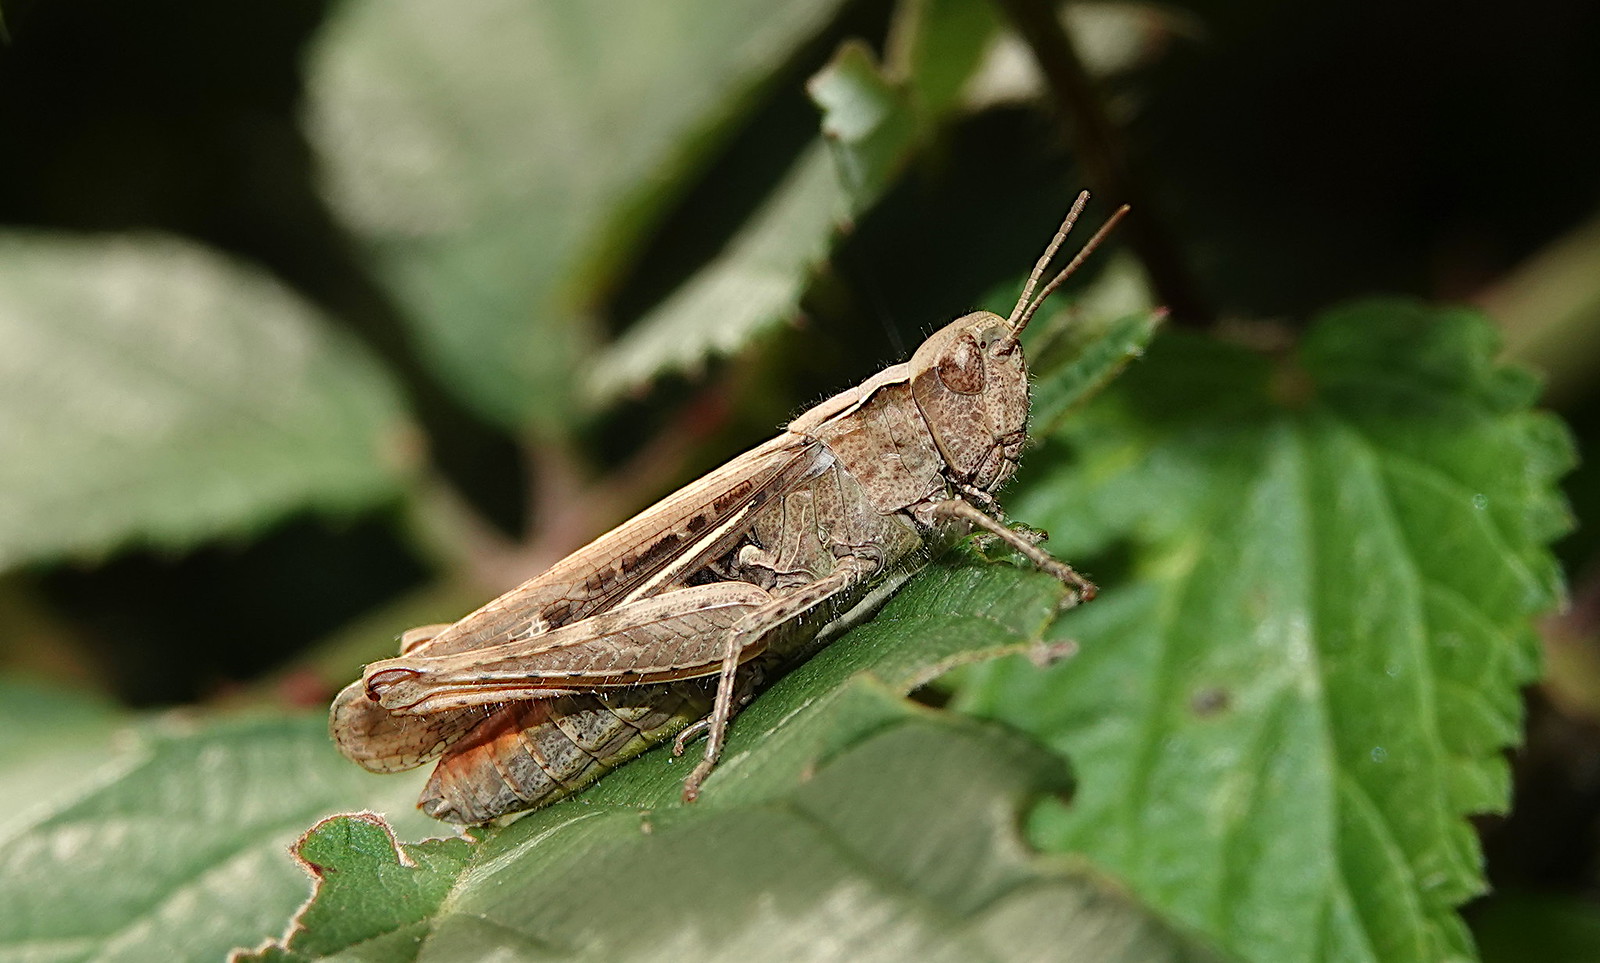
top-left (910, 310), bottom-right (1029, 493)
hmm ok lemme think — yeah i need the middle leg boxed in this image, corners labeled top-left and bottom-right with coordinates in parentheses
top-left (677, 554), bottom-right (878, 801)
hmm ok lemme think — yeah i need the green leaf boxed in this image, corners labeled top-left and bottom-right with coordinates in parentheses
top-left (0, 686), bottom-right (437, 963)
top-left (278, 815), bottom-right (474, 960)
top-left (1026, 307), bottom-right (1162, 434)
top-left (582, 143), bottom-right (847, 403)
top-left (587, 0), bottom-right (1005, 402)
top-left (0, 232), bottom-right (412, 569)
top-left (809, 0), bottom-right (1000, 210)
top-left (957, 300), bottom-right (1574, 963)
top-left (0, 680), bottom-right (122, 845)
top-left (891, 0), bottom-right (1004, 120)
top-left (245, 705), bottom-right (1222, 962)
top-left (808, 40), bottom-right (917, 207)
top-left (304, 0), bottom-right (851, 429)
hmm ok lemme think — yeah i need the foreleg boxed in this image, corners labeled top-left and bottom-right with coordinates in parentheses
top-left (933, 498), bottom-right (1096, 605)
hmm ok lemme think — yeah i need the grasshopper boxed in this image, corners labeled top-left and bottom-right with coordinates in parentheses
top-left (330, 193), bottom-right (1129, 824)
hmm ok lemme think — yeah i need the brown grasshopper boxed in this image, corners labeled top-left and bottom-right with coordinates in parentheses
top-left (330, 193), bottom-right (1129, 823)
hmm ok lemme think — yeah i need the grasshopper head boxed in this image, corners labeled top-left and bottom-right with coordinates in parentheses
top-left (908, 194), bottom-right (1129, 495)
top-left (909, 311), bottom-right (1029, 492)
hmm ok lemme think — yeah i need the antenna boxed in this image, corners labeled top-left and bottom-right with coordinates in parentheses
top-left (1007, 191), bottom-right (1090, 328)
top-left (1000, 197), bottom-right (1132, 350)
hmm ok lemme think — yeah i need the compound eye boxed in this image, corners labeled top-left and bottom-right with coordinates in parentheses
top-left (936, 333), bottom-right (985, 394)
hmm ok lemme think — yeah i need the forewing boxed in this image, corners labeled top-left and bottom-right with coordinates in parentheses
top-left (366, 582), bottom-right (775, 713)
top-left (399, 622), bottom-right (453, 655)
top-left (409, 433), bottom-right (829, 658)
top-left (329, 679), bottom-right (495, 773)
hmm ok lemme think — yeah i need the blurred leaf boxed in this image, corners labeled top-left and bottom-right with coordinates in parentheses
top-left (243, 706), bottom-right (1222, 963)
top-left (0, 679), bottom-right (120, 844)
top-left (304, 0), bottom-right (850, 430)
top-left (959, 300), bottom-right (1574, 963)
top-left (0, 232), bottom-right (412, 570)
top-left (1542, 626), bottom-right (1600, 728)
top-left (892, 0), bottom-right (1004, 117)
top-left (0, 686), bottom-right (437, 963)
top-left (583, 143), bottom-right (846, 403)
top-left (964, 1), bottom-right (1198, 109)
top-left (809, 40), bottom-right (917, 207)
top-left (587, 0), bottom-right (1004, 402)
top-left (1480, 204), bottom-right (1600, 405)
top-left (810, 0), bottom-right (1000, 208)
top-left (1027, 308), bottom-right (1162, 433)
top-left (1473, 890), bottom-right (1600, 963)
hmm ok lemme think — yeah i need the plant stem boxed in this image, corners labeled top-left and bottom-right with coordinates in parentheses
top-left (992, 0), bottom-right (1212, 325)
